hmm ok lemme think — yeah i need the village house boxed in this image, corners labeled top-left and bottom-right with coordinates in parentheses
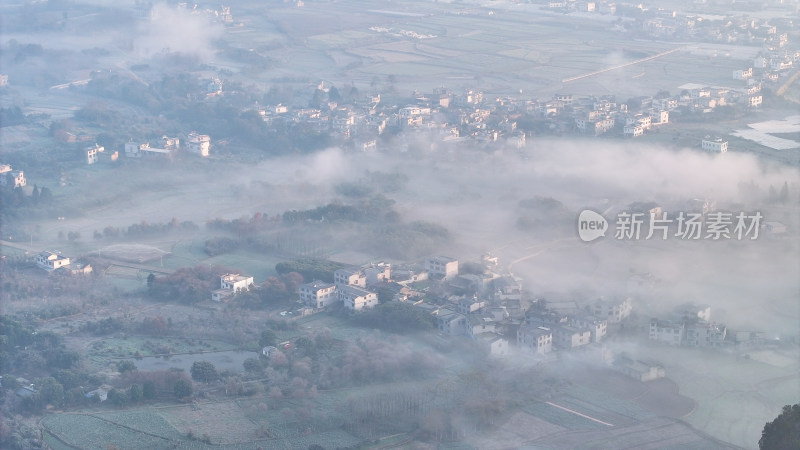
top-left (186, 132), bottom-right (211, 157)
top-left (592, 297), bottom-right (632, 323)
top-left (211, 273), bottom-right (254, 302)
top-left (393, 266), bottom-right (429, 285)
top-left (570, 315), bottom-right (608, 342)
top-left (517, 324), bottom-right (553, 354)
top-left (652, 97), bottom-right (678, 110)
top-left (733, 68), bottom-right (753, 80)
top-left (458, 296), bottom-right (487, 314)
top-left (425, 256), bottom-right (459, 280)
top-left (627, 114), bottom-right (652, 130)
top-left (649, 318), bottom-right (685, 345)
top-left (623, 125), bottom-right (644, 138)
top-left (552, 324), bottom-right (592, 350)
top-left (125, 136), bottom-right (180, 158)
top-left (476, 333), bottom-right (509, 356)
top-left (542, 300), bottom-right (580, 315)
top-left (0, 164), bottom-right (26, 188)
top-left (701, 138), bottom-right (728, 153)
top-left (449, 273), bottom-right (494, 295)
top-left (649, 110), bottom-right (669, 125)
top-left (36, 251), bottom-right (71, 271)
top-left (362, 262), bottom-right (391, 286)
top-left (492, 276), bottom-right (522, 301)
top-left (437, 307), bottom-right (467, 336)
top-left (338, 285), bottom-right (378, 311)
top-left (577, 116), bottom-right (616, 136)
top-left (334, 267), bottom-right (367, 288)
top-left (613, 356), bottom-right (665, 382)
top-left (684, 322), bottom-right (727, 347)
top-left (298, 280), bottom-right (337, 308)
top-left (86, 143), bottom-right (104, 164)
top-left (466, 315), bottom-right (497, 338)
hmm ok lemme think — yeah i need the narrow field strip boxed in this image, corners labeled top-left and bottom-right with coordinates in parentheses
top-left (545, 401), bottom-right (615, 427)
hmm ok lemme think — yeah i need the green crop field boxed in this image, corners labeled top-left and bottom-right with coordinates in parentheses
top-left (42, 414), bottom-right (178, 450)
top-left (42, 404), bottom-right (364, 449)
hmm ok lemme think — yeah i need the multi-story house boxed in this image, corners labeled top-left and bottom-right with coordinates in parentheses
top-left (425, 256), bottom-right (459, 280)
top-left (552, 325), bottom-right (592, 350)
top-left (212, 273), bottom-right (254, 301)
top-left (334, 267), bottom-right (367, 288)
top-left (593, 297), bottom-right (632, 323)
top-left (517, 324), bottom-right (553, 354)
top-left (299, 280), bottom-right (337, 308)
top-left (571, 315), bottom-right (608, 342)
top-left (186, 132), bottom-right (210, 157)
top-left (649, 319), bottom-right (685, 345)
top-left (702, 138), bottom-right (728, 153)
top-left (338, 285), bottom-right (378, 311)
top-left (86, 143), bottom-right (104, 164)
top-left (0, 164), bottom-right (26, 188)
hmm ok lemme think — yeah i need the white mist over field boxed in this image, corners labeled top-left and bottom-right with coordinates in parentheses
top-left (134, 3), bottom-right (223, 61)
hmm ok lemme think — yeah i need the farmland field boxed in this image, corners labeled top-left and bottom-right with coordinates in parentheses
top-left (211, 0), bottom-right (761, 98)
top-left (84, 336), bottom-right (242, 371)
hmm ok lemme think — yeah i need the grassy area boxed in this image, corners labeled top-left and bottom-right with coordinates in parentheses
top-left (85, 336), bottom-right (240, 370)
top-left (296, 312), bottom-right (371, 341)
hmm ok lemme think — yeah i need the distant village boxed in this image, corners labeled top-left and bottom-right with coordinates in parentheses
top-left (0, 0), bottom-right (792, 378)
top-left (1, 0), bottom-right (797, 175)
top-left (44, 63), bottom-right (783, 169)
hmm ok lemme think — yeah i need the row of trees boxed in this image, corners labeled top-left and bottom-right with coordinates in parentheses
top-left (92, 218), bottom-right (199, 241)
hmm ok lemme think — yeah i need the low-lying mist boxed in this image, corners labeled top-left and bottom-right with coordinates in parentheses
top-left (61, 139), bottom-right (800, 337)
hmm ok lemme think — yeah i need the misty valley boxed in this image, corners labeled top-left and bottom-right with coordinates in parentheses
top-left (1, 1), bottom-right (799, 449)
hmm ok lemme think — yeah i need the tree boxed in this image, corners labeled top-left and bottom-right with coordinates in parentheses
top-left (108, 388), bottom-right (129, 407)
top-left (259, 329), bottom-right (277, 348)
top-left (190, 361), bottom-right (219, 383)
top-left (39, 187), bottom-right (53, 203)
top-left (243, 357), bottom-right (264, 373)
top-left (760, 403), bottom-right (800, 449)
top-left (38, 377), bottom-right (64, 408)
top-left (52, 369), bottom-right (81, 390)
top-left (142, 381), bottom-right (156, 400)
top-left (174, 379), bottom-right (193, 399)
top-left (129, 384), bottom-right (142, 403)
top-left (328, 86), bottom-right (341, 103)
top-left (117, 360), bottom-right (137, 373)
top-left (779, 181), bottom-right (789, 205)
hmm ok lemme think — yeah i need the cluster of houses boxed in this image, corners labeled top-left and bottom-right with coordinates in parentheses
top-left (291, 253), bottom-right (672, 381)
top-left (292, 254), bottom-right (639, 362)
top-left (634, 5), bottom-right (796, 52)
top-left (649, 303), bottom-right (768, 349)
top-left (123, 132), bottom-right (211, 160)
top-left (77, 133), bottom-right (212, 165)
top-left (299, 261), bottom-right (393, 310)
top-left (242, 71), bottom-right (777, 156)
